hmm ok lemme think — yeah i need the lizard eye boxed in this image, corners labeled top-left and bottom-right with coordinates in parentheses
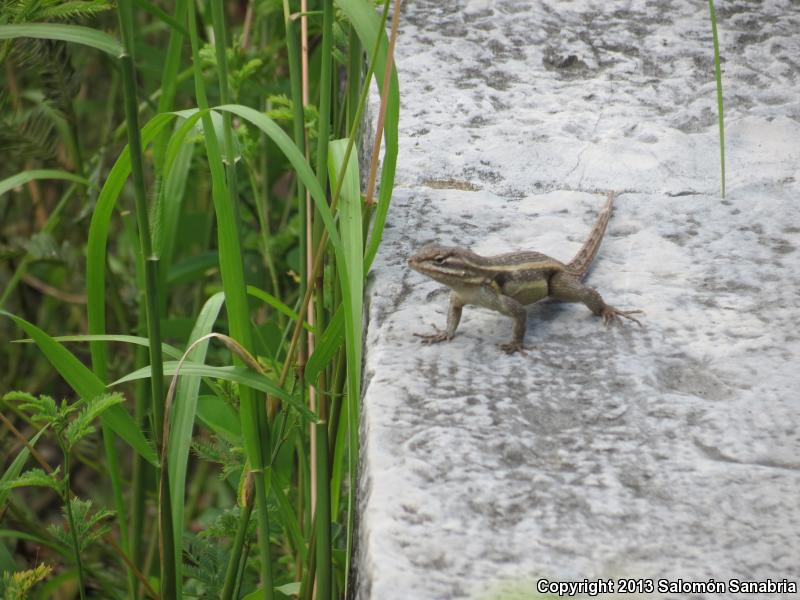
top-left (433, 255), bottom-right (446, 264)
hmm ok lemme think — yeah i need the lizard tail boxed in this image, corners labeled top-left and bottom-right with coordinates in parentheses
top-left (566, 191), bottom-right (615, 280)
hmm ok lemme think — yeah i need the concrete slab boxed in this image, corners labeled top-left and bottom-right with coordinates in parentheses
top-left (356, 1), bottom-right (800, 598)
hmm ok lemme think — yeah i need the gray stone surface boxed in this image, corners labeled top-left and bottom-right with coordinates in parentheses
top-left (356, 1), bottom-right (800, 598)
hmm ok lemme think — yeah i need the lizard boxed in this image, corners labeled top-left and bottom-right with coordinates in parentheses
top-left (407, 191), bottom-right (642, 354)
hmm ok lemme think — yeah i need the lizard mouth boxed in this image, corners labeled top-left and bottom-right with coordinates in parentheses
top-left (407, 261), bottom-right (445, 282)
top-left (408, 260), bottom-right (435, 278)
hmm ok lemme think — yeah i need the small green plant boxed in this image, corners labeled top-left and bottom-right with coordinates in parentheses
top-left (0, 563), bottom-right (52, 600)
top-left (1, 391), bottom-right (123, 600)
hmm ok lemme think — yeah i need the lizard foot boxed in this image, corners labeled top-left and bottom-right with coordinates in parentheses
top-left (498, 341), bottom-right (527, 355)
top-left (601, 305), bottom-right (644, 328)
top-left (414, 328), bottom-right (453, 345)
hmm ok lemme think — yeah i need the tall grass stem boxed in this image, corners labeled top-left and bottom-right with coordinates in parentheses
top-left (116, 0), bottom-right (174, 594)
top-left (708, 0), bottom-right (726, 198)
top-left (186, 1), bottom-right (275, 596)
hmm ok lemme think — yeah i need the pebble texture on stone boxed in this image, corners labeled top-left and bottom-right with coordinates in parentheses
top-left (356, 1), bottom-right (800, 598)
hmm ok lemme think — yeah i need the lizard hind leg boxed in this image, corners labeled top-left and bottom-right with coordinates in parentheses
top-left (549, 271), bottom-right (643, 328)
top-left (601, 305), bottom-right (643, 327)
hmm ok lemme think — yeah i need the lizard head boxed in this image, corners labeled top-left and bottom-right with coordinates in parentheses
top-left (407, 244), bottom-right (475, 286)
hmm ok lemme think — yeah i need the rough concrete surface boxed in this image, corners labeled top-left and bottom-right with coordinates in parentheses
top-left (356, 1), bottom-right (800, 598)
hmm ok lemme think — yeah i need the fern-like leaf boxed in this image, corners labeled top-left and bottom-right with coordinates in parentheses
top-left (1, 0), bottom-right (113, 22)
top-left (7, 391), bottom-right (59, 426)
top-left (63, 392), bottom-right (124, 452)
top-left (0, 108), bottom-right (59, 165)
top-left (38, 0), bottom-right (114, 20)
top-left (182, 534), bottom-right (229, 600)
top-left (191, 436), bottom-right (244, 481)
top-left (0, 467), bottom-right (63, 494)
top-left (46, 498), bottom-right (114, 553)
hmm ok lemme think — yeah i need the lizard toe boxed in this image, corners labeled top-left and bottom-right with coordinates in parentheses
top-left (498, 341), bottom-right (526, 355)
top-left (414, 330), bottom-right (452, 345)
top-left (601, 306), bottom-right (644, 328)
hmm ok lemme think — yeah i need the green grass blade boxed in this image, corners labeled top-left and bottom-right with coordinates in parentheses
top-left (155, 123), bottom-right (196, 300)
top-left (335, 0), bottom-right (400, 271)
top-left (0, 428), bottom-right (47, 512)
top-left (15, 334), bottom-right (184, 360)
top-left (86, 112), bottom-right (176, 380)
top-left (345, 25), bottom-right (362, 134)
top-left (131, 0), bottom-right (188, 37)
top-left (708, 0), bottom-right (726, 198)
top-left (112, 362), bottom-right (314, 418)
top-left (167, 292), bottom-right (226, 580)
top-left (329, 384), bottom-right (348, 519)
top-left (246, 285), bottom-right (315, 332)
top-left (165, 110), bottom-right (205, 174)
top-left (151, 0), bottom-right (189, 174)
top-left (305, 305), bottom-right (344, 384)
top-left (209, 0), bottom-right (239, 220)
top-left (0, 311), bottom-right (158, 466)
top-left (327, 136), bottom-right (363, 583)
top-left (270, 473), bottom-right (307, 564)
top-left (0, 170), bottom-right (91, 197)
top-left (315, 0), bottom-right (334, 197)
top-left (0, 530), bottom-right (69, 556)
top-left (186, 1), bottom-right (275, 590)
top-left (281, 15), bottom-right (309, 332)
top-left (328, 140), bottom-right (361, 223)
top-left (167, 252), bottom-right (219, 287)
top-left (335, 2), bottom-right (400, 581)
top-left (185, 4), bottom-right (258, 452)
top-left (196, 394), bottom-right (241, 443)
top-left (215, 104), bottom-right (345, 258)
top-left (314, 423), bottom-right (332, 600)
top-left (0, 23), bottom-right (123, 56)
top-left (328, 139), bottom-right (363, 366)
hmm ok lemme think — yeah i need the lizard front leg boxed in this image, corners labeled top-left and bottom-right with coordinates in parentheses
top-left (549, 272), bottom-right (643, 327)
top-left (474, 284), bottom-right (528, 354)
top-left (415, 292), bottom-right (463, 344)
top-left (496, 294), bottom-right (527, 354)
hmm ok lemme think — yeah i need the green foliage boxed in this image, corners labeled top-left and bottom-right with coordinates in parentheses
top-left (0, 0), bottom-right (113, 23)
top-left (23, 232), bottom-right (60, 261)
top-left (7, 390), bottom-right (124, 453)
top-left (201, 505), bottom-right (256, 541)
top-left (0, 1), bottom-right (113, 176)
top-left (0, 467), bottom-right (63, 494)
top-left (199, 41), bottom-right (268, 99)
top-left (183, 533), bottom-right (231, 600)
top-left (13, 38), bottom-right (78, 109)
top-left (0, 563), bottom-right (52, 600)
top-left (62, 393), bottom-right (124, 452)
top-left (46, 498), bottom-right (114, 553)
top-left (2, 390), bottom-right (123, 599)
top-left (263, 94), bottom-right (320, 142)
top-left (0, 0), bottom-right (400, 596)
top-left (6, 390), bottom-right (61, 424)
top-left (0, 105), bottom-right (59, 168)
top-left (192, 435), bottom-right (245, 481)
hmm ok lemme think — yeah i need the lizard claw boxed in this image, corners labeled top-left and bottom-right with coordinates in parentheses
top-left (601, 305), bottom-right (644, 328)
top-left (414, 328), bottom-right (453, 345)
top-left (498, 341), bottom-right (527, 355)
